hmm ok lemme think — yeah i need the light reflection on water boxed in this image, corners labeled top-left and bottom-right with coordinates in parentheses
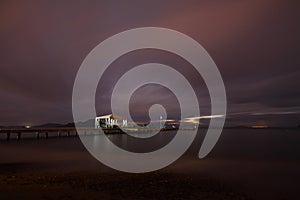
top-left (1, 128), bottom-right (300, 161)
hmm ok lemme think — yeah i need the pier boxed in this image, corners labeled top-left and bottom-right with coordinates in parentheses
top-left (0, 128), bottom-right (124, 141)
top-left (0, 127), bottom-right (186, 141)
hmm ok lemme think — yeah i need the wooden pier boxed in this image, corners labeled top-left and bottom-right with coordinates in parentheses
top-left (0, 128), bottom-right (124, 141)
top-left (0, 127), bottom-right (183, 141)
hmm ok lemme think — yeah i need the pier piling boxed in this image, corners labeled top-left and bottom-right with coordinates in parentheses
top-left (17, 132), bottom-right (21, 140)
top-left (6, 132), bottom-right (10, 141)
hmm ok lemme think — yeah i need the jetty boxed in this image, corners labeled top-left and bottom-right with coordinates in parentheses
top-left (0, 127), bottom-right (183, 141)
top-left (0, 128), bottom-right (123, 141)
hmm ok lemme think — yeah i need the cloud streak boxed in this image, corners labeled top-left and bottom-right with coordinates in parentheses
top-left (0, 0), bottom-right (299, 126)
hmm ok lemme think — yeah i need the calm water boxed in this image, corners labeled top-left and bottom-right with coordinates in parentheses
top-left (1, 128), bottom-right (300, 199)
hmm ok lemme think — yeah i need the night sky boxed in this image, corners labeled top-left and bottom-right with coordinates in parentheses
top-left (0, 0), bottom-right (299, 127)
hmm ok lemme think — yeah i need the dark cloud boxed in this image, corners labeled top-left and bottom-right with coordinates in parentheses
top-left (0, 0), bottom-right (299, 126)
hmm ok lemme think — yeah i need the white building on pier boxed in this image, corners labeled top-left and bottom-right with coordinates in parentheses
top-left (95, 114), bottom-right (127, 128)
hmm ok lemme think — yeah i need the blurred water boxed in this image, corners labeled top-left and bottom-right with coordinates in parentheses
top-left (0, 128), bottom-right (300, 199)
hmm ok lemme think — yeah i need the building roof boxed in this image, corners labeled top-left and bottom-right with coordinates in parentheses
top-left (96, 114), bottom-right (125, 119)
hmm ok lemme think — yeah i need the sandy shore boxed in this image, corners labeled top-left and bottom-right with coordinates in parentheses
top-left (0, 170), bottom-right (248, 200)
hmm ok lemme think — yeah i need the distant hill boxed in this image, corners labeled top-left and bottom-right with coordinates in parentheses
top-left (74, 119), bottom-right (95, 127)
top-left (33, 123), bottom-right (64, 128)
top-left (63, 122), bottom-right (75, 127)
top-left (33, 119), bottom-right (95, 128)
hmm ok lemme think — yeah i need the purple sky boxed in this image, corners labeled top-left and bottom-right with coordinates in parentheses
top-left (0, 0), bottom-right (299, 126)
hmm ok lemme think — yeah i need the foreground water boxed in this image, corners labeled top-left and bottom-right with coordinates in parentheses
top-left (0, 129), bottom-right (299, 199)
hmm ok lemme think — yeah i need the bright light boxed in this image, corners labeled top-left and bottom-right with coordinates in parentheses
top-left (184, 115), bottom-right (225, 120)
top-left (251, 125), bottom-right (268, 129)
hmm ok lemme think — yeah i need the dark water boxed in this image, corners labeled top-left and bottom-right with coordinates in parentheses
top-left (0, 128), bottom-right (300, 199)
